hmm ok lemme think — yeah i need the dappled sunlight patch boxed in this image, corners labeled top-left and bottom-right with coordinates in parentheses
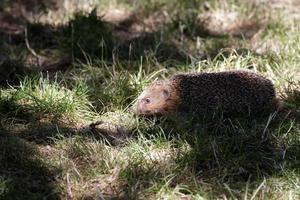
top-left (198, 9), bottom-right (265, 39)
top-left (13, 75), bottom-right (95, 121)
top-left (101, 8), bottom-right (134, 25)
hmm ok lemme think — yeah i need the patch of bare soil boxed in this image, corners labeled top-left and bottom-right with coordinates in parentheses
top-left (24, 54), bottom-right (71, 72)
top-left (101, 9), bottom-right (134, 25)
top-left (197, 10), bottom-right (266, 39)
top-left (103, 9), bottom-right (169, 41)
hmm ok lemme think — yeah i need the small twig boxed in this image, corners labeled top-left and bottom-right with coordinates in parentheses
top-left (211, 140), bottom-right (220, 168)
top-left (250, 178), bottom-right (266, 200)
top-left (72, 162), bottom-right (83, 181)
top-left (66, 172), bottom-right (73, 200)
top-left (244, 175), bottom-right (252, 200)
top-left (223, 183), bottom-right (237, 200)
top-left (24, 26), bottom-right (40, 65)
top-left (262, 112), bottom-right (276, 139)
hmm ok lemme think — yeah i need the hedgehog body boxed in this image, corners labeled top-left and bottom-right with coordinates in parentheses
top-left (132, 70), bottom-right (277, 117)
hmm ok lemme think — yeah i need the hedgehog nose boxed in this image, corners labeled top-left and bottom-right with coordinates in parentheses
top-left (130, 103), bottom-right (142, 115)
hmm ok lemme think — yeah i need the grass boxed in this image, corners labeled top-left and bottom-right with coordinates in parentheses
top-left (0, 0), bottom-right (300, 199)
top-left (0, 75), bottom-right (95, 123)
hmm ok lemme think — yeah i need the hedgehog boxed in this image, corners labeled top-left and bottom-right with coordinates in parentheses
top-left (131, 70), bottom-right (278, 117)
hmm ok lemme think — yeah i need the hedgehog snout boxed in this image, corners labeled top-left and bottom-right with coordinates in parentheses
top-left (129, 99), bottom-right (146, 115)
top-left (129, 99), bottom-right (140, 114)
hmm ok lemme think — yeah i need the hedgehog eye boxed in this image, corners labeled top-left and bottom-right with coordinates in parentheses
top-left (143, 98), bottom-right (151, 104)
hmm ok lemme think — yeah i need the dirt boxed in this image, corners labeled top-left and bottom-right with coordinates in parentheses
top-left (24, 54), bottom-right (71, 72)
top-left (107, 9), bottom-right (169, 41)
top-left (197, 10), bottom-right (265, 38)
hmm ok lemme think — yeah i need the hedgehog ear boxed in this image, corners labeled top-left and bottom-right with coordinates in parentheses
top-left (162, 89), bottom-right (170, 99)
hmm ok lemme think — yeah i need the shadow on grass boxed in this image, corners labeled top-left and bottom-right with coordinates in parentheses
top-left (0, 96), bottom-right (62, 199)
top-left (0, 100), bottom-right (130, 199)
top-left (0, 85), bottom-right (299, 199)
top-left (0, 96), bottom-right (129, 146)
top-left (0, 131), bottom-right (61, 200)
top-left (119, 88), bottom-right (300, 198)
top-left (121, 111), bottom-right (300, 198)
top-left (0, 9), bottom-right (190, 86)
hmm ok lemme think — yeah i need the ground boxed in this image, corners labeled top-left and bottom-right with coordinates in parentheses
top-left (0, 0), bottom-right (300, 199)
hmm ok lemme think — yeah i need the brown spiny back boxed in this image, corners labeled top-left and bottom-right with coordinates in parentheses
top-left (133, 70), bottom-right (277, 117)
top-left (172, 70), bottom-right (276, 115)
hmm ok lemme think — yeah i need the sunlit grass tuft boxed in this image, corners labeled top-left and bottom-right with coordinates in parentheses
top-left (13, 75), bottom-right (95, 121)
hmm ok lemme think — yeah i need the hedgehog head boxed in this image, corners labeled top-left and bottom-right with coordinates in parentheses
top-left (131, 80), bottom-right (180, 116)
